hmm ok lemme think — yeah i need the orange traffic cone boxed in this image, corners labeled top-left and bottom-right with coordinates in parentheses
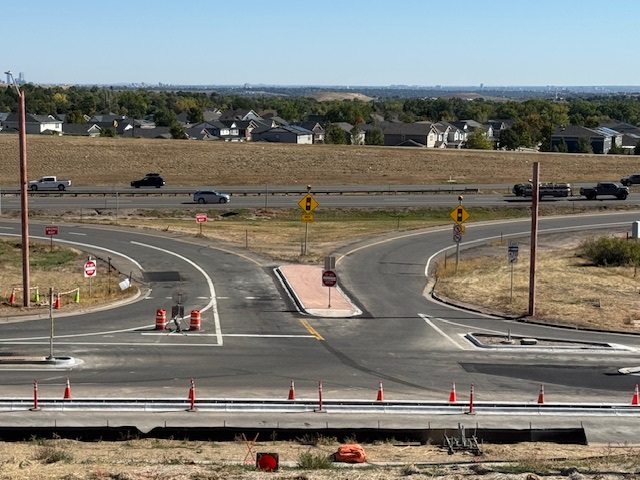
top-left (537, 384), bottom-right (545, 404)
top-left (449, 381), bottom-right (457, 403)
top-left (9, 289), bottom-right (15, 305)
top-left (54, 293), bottom-right (61, 310)
top-left (376, 380), bottom-right (384, 401)
top-left (63, 377), bottom-right (72, 399)
top-left (287, 380), bottom-right (295, 400)
top-left (187, 378), bottom-right (196, 411)
top-left (632, 384), bottom-right (639, 406)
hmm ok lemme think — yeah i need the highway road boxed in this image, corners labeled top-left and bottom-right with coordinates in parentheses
top-left (0, 210), bottom-right (640, 405)
top-left (0, 183), bottom-right (638, 210)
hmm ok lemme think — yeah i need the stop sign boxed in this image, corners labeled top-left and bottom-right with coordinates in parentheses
top-left (84, 259), bottom-right (97, 278)
top-left (322, 270), bottom-right (337, 287)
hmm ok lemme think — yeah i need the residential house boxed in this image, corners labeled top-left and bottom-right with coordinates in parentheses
top-left (2, 113), bottom-right (62, 134)
top-left (62, 123), bottom-right (103, 137)
top-left (334, 122), bottom-right (365, 145)
top-left (219, 109), bottom-right (262, 121)
top-left (221, 119), bottom-right (271, 142)
top-left (251, 125), bottom-right (313, 144)
top-left (291, 121), bottom-right (325, 143)
top-left (551, 125), bottom-right (617, 154)
top-left (435, 121), bottom-right (466, 148)
top-left (382, 122), bottom-right (438, 147)
top-left (186, 121), bottom-right (241, 141)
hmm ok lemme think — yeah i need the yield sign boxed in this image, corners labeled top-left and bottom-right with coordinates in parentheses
top-left (450, 205), bottom-right (470, 225)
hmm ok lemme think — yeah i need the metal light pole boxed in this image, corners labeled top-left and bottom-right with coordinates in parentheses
top-left (5, 70), bottom-right (30, 307)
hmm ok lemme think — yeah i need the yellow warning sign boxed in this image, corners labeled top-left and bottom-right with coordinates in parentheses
top-left (449, 205), bottom-right (470, 225)
top-left (298, 194), bottom-right (319, 213)
top-left (301, 213), bottom-right (314, 223)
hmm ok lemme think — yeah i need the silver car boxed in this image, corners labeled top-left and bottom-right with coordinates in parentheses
top-left (193, 190), bottom-right (231, 204)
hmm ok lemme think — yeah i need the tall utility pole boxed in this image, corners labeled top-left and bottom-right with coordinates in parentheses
top-left (528, 162), bottom-right (540, 317)
top-left (5, 70), bottom-right (30, 307)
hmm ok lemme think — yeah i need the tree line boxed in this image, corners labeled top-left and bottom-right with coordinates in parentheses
top-left (2, 85), bottom-right (640, 151)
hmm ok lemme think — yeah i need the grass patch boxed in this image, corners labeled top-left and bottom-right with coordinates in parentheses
top-left (34, 445), bottom-right (73, 464)
top-left (296, 433), bottom-right (337, 446)
top-left (297, 451), bottom-right (333, 469)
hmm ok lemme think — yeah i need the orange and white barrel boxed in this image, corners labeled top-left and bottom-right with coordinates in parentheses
top-left (189, 310), bottom-right (201, 331)
top-left (155, 309), bottom-right (167, 330)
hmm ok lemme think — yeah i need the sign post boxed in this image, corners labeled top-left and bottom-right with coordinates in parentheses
top-left (45, 225), bottom-right (58, 252)
top-left (449, 196), bottom-right (470, 274)
top-left (297, 185), bottom-right (318, 255)
top-left (508, 241), bottom-right (519, 302)
top-left (195, 213), bottom-right (207, 236)
top-left (322, 269), bottom-right (337, 308)
top-left (84, 257), bottom-right (97, 297)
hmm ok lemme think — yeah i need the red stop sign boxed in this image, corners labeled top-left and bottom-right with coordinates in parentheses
top-left (322, 270), bottom-right (337, 287)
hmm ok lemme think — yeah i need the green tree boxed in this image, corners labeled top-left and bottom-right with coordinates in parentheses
top-left (154, 108), bottom-right (177, 127)
top-left (187, 106), bottom-right (204, 124)
top-left (465, 129), bottom-right (493, 150)
top-left (576, 136), bottom-right (593, 154)
top-left (365, 126), bottom-right (384, 146)
top-left (170, 123), bottom-right (187, 139)
top-left (325, 124), bottom-right (347, 144)
top-left (100, 126), bottom-right (117, 137)
top-left (67, 110), bottom-right (85, 124)
top-left (498, 128), bottom-right (520, 150)
top-left (608, 142), bottom-right (624, 155)
top-left (556, 138), bottom-right (569, 153)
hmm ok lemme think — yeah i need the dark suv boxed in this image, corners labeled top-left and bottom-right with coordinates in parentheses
top-left (131, 173), bottom-right (165, 188)
top-left (621, 174), bottom-right (640, 186)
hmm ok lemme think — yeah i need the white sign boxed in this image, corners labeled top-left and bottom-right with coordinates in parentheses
top-left (119, 278), bottom-right (131, 290)
top-left (84, 259), bottom-right (97, 278)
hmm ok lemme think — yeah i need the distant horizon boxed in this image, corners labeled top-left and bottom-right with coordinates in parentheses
top-left (8, 81), bottom-right (640, 90)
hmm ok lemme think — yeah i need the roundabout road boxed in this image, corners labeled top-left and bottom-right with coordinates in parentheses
top-left (0, 211), bottom-right (640, 404)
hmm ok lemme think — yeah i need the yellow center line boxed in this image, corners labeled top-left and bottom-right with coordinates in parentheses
top-left (300, 319), bottom-right (324, 341)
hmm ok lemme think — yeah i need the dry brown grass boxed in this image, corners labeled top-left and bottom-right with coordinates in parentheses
top-left (0, 239), bottom-right (136, 317)
top-left (1, 135), bottom-right (639, 187)
top-left (0, 438), bottom-right (634, 480)
top-left (434, 230), bottom-right (640, 332)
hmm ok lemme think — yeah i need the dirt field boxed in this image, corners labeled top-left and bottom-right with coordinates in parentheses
top-left (0, 135), bottom-right (639, 187)
top-left (0, 437), bottom-right (638, 480)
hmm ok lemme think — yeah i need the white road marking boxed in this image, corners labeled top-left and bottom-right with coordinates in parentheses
top-left (419, 313), bottom-right (464, 350)
top-left (131, 241), bottom-right (223, 346)
top-left (68, 232), bottom-right (86, 236)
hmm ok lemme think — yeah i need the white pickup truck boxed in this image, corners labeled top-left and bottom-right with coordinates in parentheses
top-left (28, 176), bottom-right (71, 191)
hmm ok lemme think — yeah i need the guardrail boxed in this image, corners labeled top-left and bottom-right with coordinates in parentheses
top-left (2, 398), bottom-right (638, 415)
top-left (0, 187), bottom-right (480, 198)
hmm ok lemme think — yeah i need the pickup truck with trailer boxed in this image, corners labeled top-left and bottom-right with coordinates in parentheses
top-left (512, 182), bottom-right (572, 198)
top-left (28, 176), bottom-right (71, 191)
top-left (579, 182), bottom-right (629, 200)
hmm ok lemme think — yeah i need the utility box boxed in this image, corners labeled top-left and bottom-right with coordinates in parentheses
top-left (633, 221), bottom-right (640, 239)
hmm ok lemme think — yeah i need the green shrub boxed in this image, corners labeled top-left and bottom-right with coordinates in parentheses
top-left (297, 451), bottom-right (333, 469)
top-left (34, 446), bottom-right (73, 464)
top-left (581, 236), bottom-right (640, 267)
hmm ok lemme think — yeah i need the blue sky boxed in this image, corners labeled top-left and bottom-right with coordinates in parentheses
top-left (4, 0), bottom-right (639, 87)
